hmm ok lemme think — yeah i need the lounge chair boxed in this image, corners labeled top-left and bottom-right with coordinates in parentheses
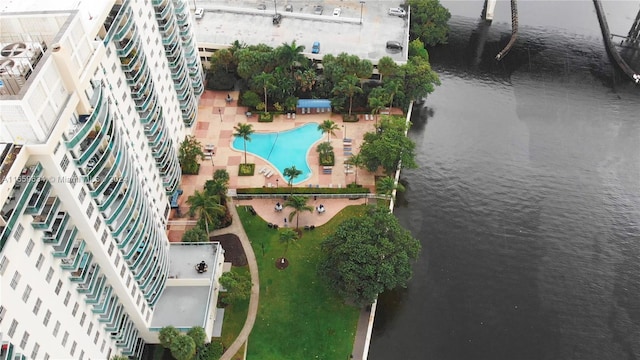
top-left (259, 166), bottom-right (267, 174)
top-left (343, 138), bottom-right (352, 142)
top-left (344, 152), bottom-right (353, 156)
top-left (263, 169), bottom-right (272, 177)
top-left (266, 171), bottom-right (274, 178)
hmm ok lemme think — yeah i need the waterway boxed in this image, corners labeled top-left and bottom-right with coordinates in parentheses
top-left (369, 1), bottom-right (640, 359)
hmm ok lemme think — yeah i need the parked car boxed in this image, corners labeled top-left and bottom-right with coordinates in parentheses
top-left (388, 7), bottom-right (406, 17)
top-left (314, 5), bottom-right (323, 15)
top-left (257, 3), bottom-right (267, 10)
top-left (386, 41), bottom-right (403, 50)
top-left (194, 8), bottom-right (204, 19)
top-left (312, 41), bottom-right (320, 54)
top-left (285, 4), bottom-right (293, 12)
top-left (333, 8), bottom-right (341, 17)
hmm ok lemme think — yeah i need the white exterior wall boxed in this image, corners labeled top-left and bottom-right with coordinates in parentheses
top-left (0, 0), bottom-right (205, 358)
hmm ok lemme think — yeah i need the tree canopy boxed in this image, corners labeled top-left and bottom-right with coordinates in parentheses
top-left (318, 206), bottom-right (421, 307)
top-left (170, 334), bottom-right (196, 360)
top-left (219, 270), bottom-right (252, 305)
top-left (159, 326), bottom-right (180, 349)
top-left (186, 326), bottom-right (207, 350)
top-left (359, 116), bottom-right (418, 174)
top-left (409, 0), bottom-right (451, 46)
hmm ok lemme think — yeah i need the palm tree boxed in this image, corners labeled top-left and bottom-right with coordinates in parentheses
top-left (346, 153), bottom-right (365, 185)
top-left (384, 79), bottom-right (404, 110)
top-left (283, 165), bottom-right (302, 193)
top-left (284, 195), bottom-right (313, 229)
top-left (279, 228), bottom-right (299, 260)
top-left (276, 40), bottom-right (307, 74)
top-left (377, 56), bottom-right (398, 82)
top-left (376, 176), bottom-right (406, 198)
top-left (252, 72), bottom-right (276, 112)
top-left (233, 123), bottom-right (254, 164)
top-left (186, 190), bottom-right (225, 234)
top-left (368, 95), bottom-right (386, 127)
top-left (317, 119), bottom-right (340, 143)
top-left (333, 75), bottom-right (362, 116)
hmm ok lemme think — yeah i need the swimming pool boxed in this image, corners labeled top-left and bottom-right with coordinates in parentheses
top-left (231, 123), bottom-right (323, 185)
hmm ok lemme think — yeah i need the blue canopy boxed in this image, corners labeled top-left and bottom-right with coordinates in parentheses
top-left (297, 99), bottom-right (331, 109)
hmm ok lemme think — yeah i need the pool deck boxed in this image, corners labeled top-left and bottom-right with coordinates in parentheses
top-left (167, 90), bottom-right (402, 241)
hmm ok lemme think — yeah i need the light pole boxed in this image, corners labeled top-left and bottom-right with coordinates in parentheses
top-left (359, 1), bottom-right (365, 25)
top-left (218, 108), bottom-right (223, 123)
top-left (276, 178), bottom-right (279, 188)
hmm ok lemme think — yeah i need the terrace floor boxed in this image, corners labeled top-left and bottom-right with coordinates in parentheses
top-left (167, 90), bottom-right (402, 240)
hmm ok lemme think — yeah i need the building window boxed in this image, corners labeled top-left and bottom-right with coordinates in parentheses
top-left (46, 267), bottom-right (54, 283)
top-left (43, 310), bottom-right (51, 326)
top-left (72, 302), bottom-right (79, 316)
top-left (44, 354), bottom-right (50, 360)
top-left (102, 230), bottom-right (108, 244)
top-left (53, 321), bottom-right (61, 337)
top-left (79, 350), bottom-right (84, 360)
top-left (64, 291), bottom-right (71, 306)
top-left (86, 203), bottom-right (94, 218)
top-left (111, 63), bottom-right (116, 73)
top-left (60, 155), bottom-right (69, 171)
top-left (120, 264), bottom-right (126, 277)
top-left (33, 298), bottom-right (42, 315)
top-left (8, 320), bottom-right (18, 336)
top-left (10, 271), bottom-right (21, 289)
top-left (106, 48), bottom-right (111, 57)
top-left (62, 331), bottom-right (69, 346)
top-left (126, 274), bottom-right (131, 287)
top-left (87, 322), bottom-right (93, 335)
top-left (54, 280), bottom-right (62, 295)
top-left (22, 285), bottom-right (31, 302)
top-left (121, 92), bottom-right (126, 102)
top-left (70, 172), bottom-right (78, 188)
top-left (101, 339), bottom-right (106, 352)
top-left (31, 343), bottom-right (40, 359)
top-left (79, 188), bottom-right (86, 203)
top-left (35, 254), bottom-right (44, 270)
top-left (94, 217), bottom-right (101, 231)
top-left (25, 239), bottom-right (34, 256)
top-left (94, 331), bottom-right (99, 344)
top-left (0, 306), bottom-right (5, 323)
top-left (80, 313), bottom-right (86, 326)
top-left (117, 78), bottom-right (122, 87)
top-left (108, 243), bottom-right (114, 256)
top-left (54, 142), bottom-right (61, 154)
top-left (115, 254), bottom-right (120, 267)
top-left (136, 294), bottom-right (141, 306)
top-left (20, 331), bottom-right (29, 349)
top-left (13, 223), bottom-right (23, 240)
top-left (0, 256), bottom-right (9, 275)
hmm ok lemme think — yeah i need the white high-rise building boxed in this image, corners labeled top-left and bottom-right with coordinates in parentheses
top-left (0, 1), bottom-right (224, 359)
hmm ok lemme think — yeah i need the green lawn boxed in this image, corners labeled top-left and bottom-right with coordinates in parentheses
top-left (218, 266), bottom-right (250, 359)
top-left (238, 205), bottom-right (365, 360)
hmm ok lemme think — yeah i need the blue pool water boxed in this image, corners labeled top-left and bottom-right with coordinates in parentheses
top-left (231, 123), bottom-right (323, 185)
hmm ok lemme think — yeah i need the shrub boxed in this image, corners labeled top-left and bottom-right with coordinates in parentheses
top-left (258, 112), bottom-right (274, 122)
top-left (319, 151), bottom-right (335, 166)
top-left (236, 187), bottom-right (370, 195)
top-left (240, 91), bottom-right (261, 108)
top-left (238, 163), bottom-right (255, 176)
top-left (182, 227), bottom-right (208, 242)
top-left (273, 102), bottom-right (284, 112)
top-left (206, 69), bottom-right (236, 90)
top-left (342, 114), bottom-right (359, 122)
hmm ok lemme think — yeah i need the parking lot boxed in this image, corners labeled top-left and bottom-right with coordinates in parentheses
top-left (192, 0), bottom-right (409, 63)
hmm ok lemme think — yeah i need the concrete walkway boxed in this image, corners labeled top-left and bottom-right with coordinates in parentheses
top-left (215, 198), bottom-right (260, 360)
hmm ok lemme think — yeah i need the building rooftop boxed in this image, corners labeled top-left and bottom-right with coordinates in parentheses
top-left (151, 242), bottom-right (224, 329)
top-left (192, 0), bottom-right (409, 63)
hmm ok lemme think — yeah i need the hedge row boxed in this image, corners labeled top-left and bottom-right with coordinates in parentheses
top-left (236, 187), bottom-right (370, 195)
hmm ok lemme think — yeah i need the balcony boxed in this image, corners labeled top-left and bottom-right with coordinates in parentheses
top-left (58, 239), bottom-right (84, 269)
top-left (52, 228), bottom-right (79, 257)
top-left (90, 284), bottom-right (112, 310)
top-left (86, 275), bottom-right (107, 303)
top-left (69, 252), bottom-right (93, 282)
top-left (105, 306), bottom-right (124, 332)
top-left (97, 296), bottom-right (117, 320)
top-left (77, 263), bottom-right (100, 293)
top-left (24, 180), bottom-right (52, 214)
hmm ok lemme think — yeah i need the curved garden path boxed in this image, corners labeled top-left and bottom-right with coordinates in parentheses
top-left (214, 198), bottom-right (259, 360)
